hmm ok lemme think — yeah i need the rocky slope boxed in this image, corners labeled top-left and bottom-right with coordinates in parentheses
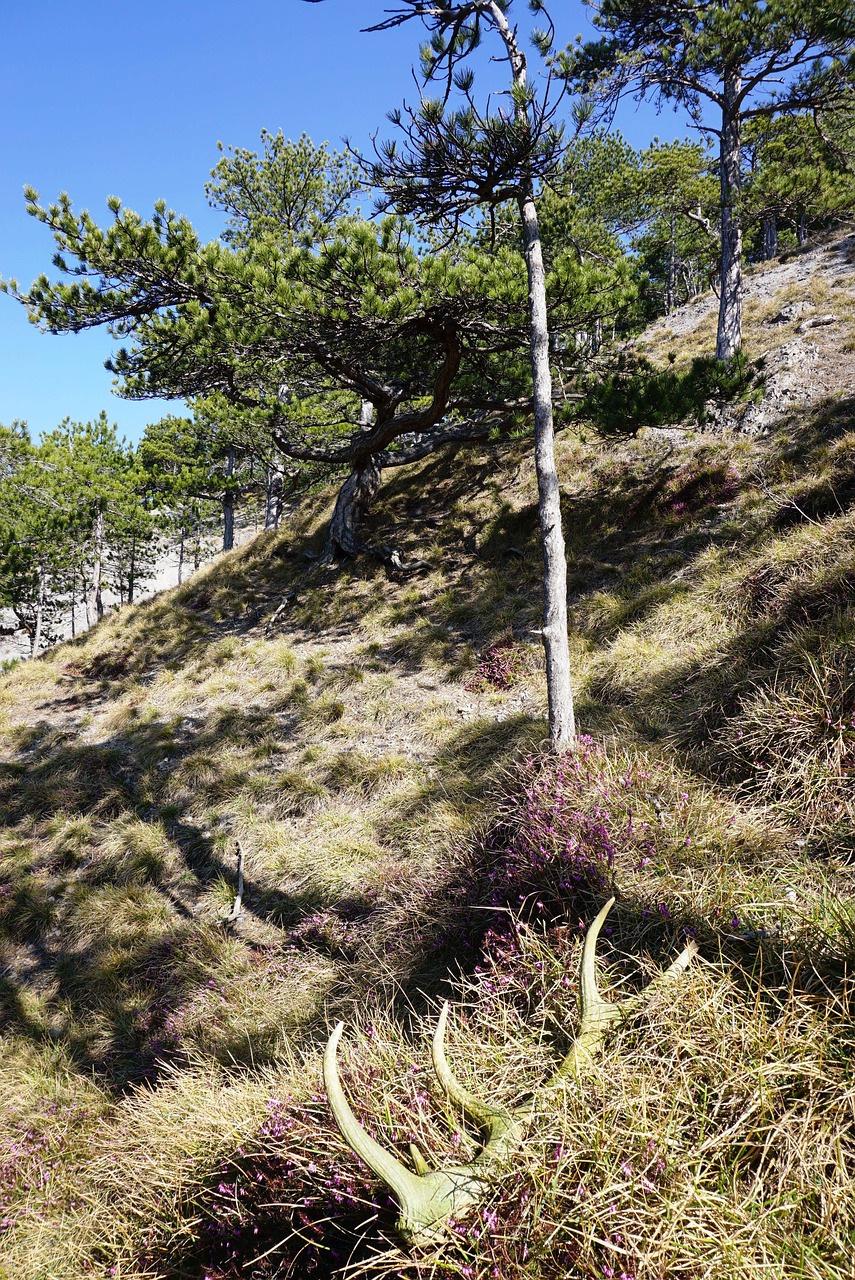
top-left (639, 224), bottom-right (855, 435)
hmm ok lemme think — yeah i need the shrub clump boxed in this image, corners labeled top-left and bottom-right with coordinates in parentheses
top-left (465, 640), bottom-right (528, 692)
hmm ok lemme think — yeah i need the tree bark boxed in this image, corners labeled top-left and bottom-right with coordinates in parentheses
top-left (223, 445), bottom-right (236, 551)
top-left (193, 521), bottom-right (201, 571)
top-left (178, 529), bottom-right (185, 585)
top-left (487, 0), bottom-right (575, 749)
top-left (90, 507), bottom-right (105, 622)
top-left (667, 212), bottom-right (677, 314)
top-left (128, 535), bottom-right (136, 605)
top-left (326, 459), bottom-right (382, 560)
top-left (519, 189), bottom-right (575, 749)
top-left (762, 213), bottom-right (778, 260)
top-left (32, 563), bottom-right (46, 658)
top-left (265, 467), bottom-right (284, 530)
top-left (716, 71), bottom-right (743, 363)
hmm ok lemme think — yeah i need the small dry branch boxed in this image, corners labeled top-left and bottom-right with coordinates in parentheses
top-left (224, 839), bottom-right (245, 922)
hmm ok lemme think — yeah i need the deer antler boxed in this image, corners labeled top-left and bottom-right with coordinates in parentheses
top-left (324, 897), bottom-right (698, 1247)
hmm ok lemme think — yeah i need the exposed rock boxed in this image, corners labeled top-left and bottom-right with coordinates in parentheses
top-left (767, 300), bottom-right (813, 324)
top-left (702, 339), bottom-right (821, 437)
top-left (796, 313), bottom-right (837, 334)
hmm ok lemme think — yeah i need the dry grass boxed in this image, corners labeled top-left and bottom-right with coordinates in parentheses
top-left (0, 298), bottom-right (854, 1276)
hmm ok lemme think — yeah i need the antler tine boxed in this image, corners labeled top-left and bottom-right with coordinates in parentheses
top-left (432, 1001), bottom-right (524, 1160)
top-left (325, 1020), bottom-right (492, 1248)
top-left (323, 902), bottom-right (698, 1248)
top-left (324, 1022), bottom-right (425, 1206)
top-left (553, 897), bottom-right (699, 1082)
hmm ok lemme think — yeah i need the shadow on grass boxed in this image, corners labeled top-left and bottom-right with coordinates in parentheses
top-left (0, 684), bottom-right (546, 1093)
top-left (0, 704), bottom-right (361, 1089)
top-left (1, 388), bottom-right (853, 1091)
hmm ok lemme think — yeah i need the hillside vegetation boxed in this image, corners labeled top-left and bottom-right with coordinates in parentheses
top-left (1, 232), bottom-right (854, 1279)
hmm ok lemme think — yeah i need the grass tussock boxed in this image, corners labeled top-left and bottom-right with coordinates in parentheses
top-left (0, 274), bottom-right (854, 1276)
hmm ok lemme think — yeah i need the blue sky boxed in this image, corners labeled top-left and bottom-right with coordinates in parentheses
top-left (1, 0), bottom-right (688, 446)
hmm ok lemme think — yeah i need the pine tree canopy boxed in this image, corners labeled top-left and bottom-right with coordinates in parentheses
top-left (3, 184), bottom-right (637, 475)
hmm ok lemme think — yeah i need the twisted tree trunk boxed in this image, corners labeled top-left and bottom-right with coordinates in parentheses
top-left (325, 458), bottom-right (382, 560)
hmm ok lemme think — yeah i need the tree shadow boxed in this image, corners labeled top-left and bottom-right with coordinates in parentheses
top-left (0, 705), bottom-right (358, 1090)
top-left (2, 387), bottom-right (852, 1092)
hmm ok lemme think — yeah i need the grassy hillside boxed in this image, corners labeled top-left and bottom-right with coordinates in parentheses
top-left (1, 236), bottom-right (854, 1279)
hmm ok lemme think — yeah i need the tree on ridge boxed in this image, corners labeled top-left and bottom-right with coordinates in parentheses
top-left (567, 0), bottom-right (855, 361)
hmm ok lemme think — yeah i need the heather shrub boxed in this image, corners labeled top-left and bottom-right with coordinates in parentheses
top-left (465, 639), bottom-right (529, 692)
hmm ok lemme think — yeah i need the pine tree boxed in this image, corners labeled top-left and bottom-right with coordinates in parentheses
top-left (743, 108), bottom-right (855, 256)
top-left (206, 130), bottom-right (359, 251)
top-left (137, 415), bottom-right (223, 580)
top-left (39, 414), bottom-right (146, 625)
top-left (5, 172), bottom-right (633, 576)
top-left (338, 0), bottom-right (585, 749)
top-left (567, 0), bottom-right (855, 360)
top-left (0, 424), bottom-right (77, 654)
top-left (631, 141), bottom-right (720, 312)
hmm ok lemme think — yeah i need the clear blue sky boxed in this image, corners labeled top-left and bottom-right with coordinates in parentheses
top-left (0, 0), bottom-right (688, 446)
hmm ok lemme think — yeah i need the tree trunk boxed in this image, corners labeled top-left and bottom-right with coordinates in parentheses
top-left (487, 0), bottom-right (575, 749)
top-left (666, 212), bottom-right (677, 314)
top-left (223, 445), bottom-right (236, 552)
top-left (762, 214), bottom-right (778, 260)
top-left (716, 74), bottom-right (743, 363)
top-left (128, 535), bottom-right (136, 605)
top-left (797, 211), bottom-right (807, 245)
top-left (326, 459), bottom-right (382, 560)
top-left (519, 188), bottom-right (576, 749)
top-left (90, 507), bottom-right (104, 622)
top-left (265, 467), bottom-right (284, 530)
top-left (32, 563), bottom-right (46, 658)
top-left (178, 529), bottom-right (185, 585)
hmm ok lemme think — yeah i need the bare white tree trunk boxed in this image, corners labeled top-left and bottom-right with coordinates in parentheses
top-left (716, 72), bottom-right (743, 362)
top-left (519, 191), bottom-right (575, 748)
top-left (490, 0), bottom-right (575, 750)
top-left (31, 563), bottom-right (46, 658)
